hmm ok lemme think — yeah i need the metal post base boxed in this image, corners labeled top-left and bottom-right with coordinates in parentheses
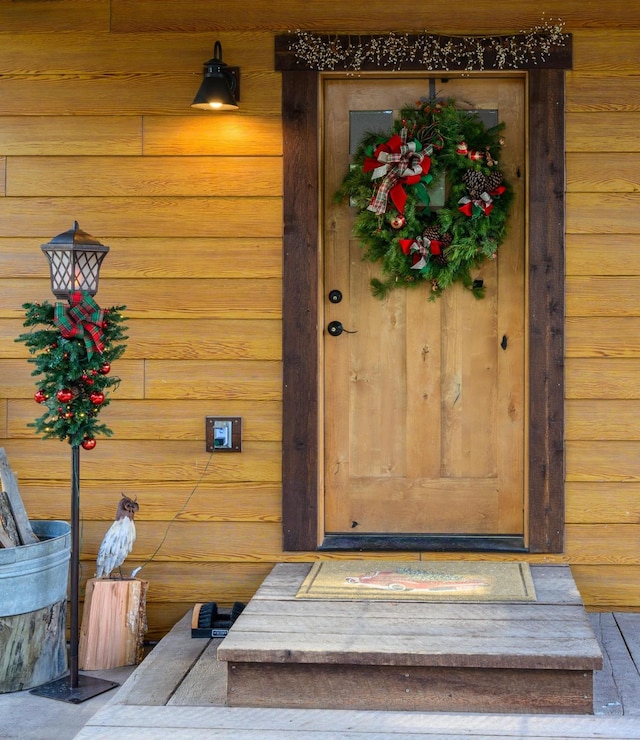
top-left (30, 673), bottom-right (119, 704)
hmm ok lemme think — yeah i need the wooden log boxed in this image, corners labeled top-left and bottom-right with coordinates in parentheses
top-left (0, 524), bottom-right (14, 548)
top-left (0, 491), bottom-right (19, 547)
top-left (79, 578), bottom-right (148, 670)
top-left (0, 600), bottom-right (66, 693)
top-left (0, 447), bottom-right (38, 545)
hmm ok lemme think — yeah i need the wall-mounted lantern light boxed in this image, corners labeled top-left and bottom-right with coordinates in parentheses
top-left (41, 221), bottom-right (110, 299)
top-left (191, 41), bottom-right (240, 110)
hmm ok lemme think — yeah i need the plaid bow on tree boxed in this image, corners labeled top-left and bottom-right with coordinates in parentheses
top-left (53, 291), bottom-right (105, 358)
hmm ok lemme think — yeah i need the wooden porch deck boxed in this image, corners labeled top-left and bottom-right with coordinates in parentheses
top-left (76, 565), bottom-right (640, 739)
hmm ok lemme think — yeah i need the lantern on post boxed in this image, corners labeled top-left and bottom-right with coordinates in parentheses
top-left (30, 222), bottom-right (119, 704)
top-left (41, 221), bottom-right (110, 299)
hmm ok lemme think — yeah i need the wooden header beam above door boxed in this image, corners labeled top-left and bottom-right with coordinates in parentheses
top-left (275, 32), bottom-right (572, 72)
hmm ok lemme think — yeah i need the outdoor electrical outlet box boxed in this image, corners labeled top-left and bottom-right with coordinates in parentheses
top-left (205, 416), bottom-right (242, 452)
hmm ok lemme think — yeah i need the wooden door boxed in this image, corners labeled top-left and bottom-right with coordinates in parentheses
top-left (322, 76), bottom-right (526, 542)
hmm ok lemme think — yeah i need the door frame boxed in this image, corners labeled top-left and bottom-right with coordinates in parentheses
top-left (276, 34), bottom-right (572, 553)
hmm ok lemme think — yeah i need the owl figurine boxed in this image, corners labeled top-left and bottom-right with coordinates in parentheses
top-left (96, 494), bottom-right (139, 578)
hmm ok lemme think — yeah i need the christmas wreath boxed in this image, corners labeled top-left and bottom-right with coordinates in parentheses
top-left (336, 98), bottom-right (513, 299)
top-left (16, 292), bottom-right (128, 449)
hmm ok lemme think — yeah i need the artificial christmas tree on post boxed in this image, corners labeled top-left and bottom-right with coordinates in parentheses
top-left (16, 222), bottom-right (127, 703)
top-left (19, 296), bottom-right (126, 451)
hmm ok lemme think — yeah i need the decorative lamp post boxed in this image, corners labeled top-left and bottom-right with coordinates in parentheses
top-left (28, 223), bottom-right (123, 704)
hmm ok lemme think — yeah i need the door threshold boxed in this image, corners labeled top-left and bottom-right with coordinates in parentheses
top-left (320, 534), bottom-right (527, 552)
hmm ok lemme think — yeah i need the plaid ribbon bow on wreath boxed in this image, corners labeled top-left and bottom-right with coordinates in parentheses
top-left (364, 127), bottom-right (431, 216)
top-left (53, 290), bottom-right (105, 358)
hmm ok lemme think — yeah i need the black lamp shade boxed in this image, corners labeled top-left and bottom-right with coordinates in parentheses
top-left (41, 221), bottom-right (109, 299)
top-left (191, 41), bottom-right (239, 110)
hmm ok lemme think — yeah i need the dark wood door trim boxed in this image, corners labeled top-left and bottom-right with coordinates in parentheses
top-left (527, 69), bottom-right (566, 553)
top-left (281, 70), bottom-right (320, 551)
top-left (280, 46), bottom-right (570, 553)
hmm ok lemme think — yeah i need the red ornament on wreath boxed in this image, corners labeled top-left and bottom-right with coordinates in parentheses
top-left (99, 363), bottom-right (111, 375)
top-left (89, 391), bottom-right (105, 405)
top-left (56, 388), bottom-right (73, 403)
top-left (82, 437), bottom-right (96, 450)
top-left (390, 214), bottom-right (406, 230)
top-left (34, 390), bottom-right (48, 404)
top-left (81, 373), bottom-right (94, 385)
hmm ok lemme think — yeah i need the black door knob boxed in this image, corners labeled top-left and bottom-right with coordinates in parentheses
top-left (328, 321), bottom-right (344, 336)
top-left (327, 321), bottom-right (357, 336)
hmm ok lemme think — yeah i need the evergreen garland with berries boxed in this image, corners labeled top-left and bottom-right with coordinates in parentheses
top-left (16, 294), bottom-right (127, 448)
top-left (335, 98), bottom-right (513, 299)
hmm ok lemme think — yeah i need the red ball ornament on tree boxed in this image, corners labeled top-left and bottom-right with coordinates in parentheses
top-left (81, 374), bottom-right (94, 385)
top-left (81, 437), bottom-right (97, 450)
top-left (34, 390), bottom-right (47, 404)
top-left (56, 389), bottom-right (73, 403)
top-left (89, 391), bottom-right (105, 405)
top-left (99, 363), bottom-right (111, 375)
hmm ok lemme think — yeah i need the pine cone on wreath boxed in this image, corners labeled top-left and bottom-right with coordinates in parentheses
top-left (423, 225), bottom-right (442, 242)
top-left (433, 252), bottom-right (449, 267)
top-left (462, 169), bottom-right (488, 198)
top-left (423, 226), bottom-right (452, 266)
top-left (485, 170), bottom-right (504, 193)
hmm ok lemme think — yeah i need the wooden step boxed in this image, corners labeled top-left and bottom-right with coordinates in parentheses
top-left (218, 563), bottom-right (603, 714)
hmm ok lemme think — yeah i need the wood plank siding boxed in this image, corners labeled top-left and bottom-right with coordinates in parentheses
top-left (0, 2), bottom-right (639, 638)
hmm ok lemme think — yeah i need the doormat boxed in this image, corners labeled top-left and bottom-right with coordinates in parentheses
top-left (296, 561), bottom-right (536, 602)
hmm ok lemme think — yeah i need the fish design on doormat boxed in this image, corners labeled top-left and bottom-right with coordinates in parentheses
top-left (344, 568), bottom-right (490, 593)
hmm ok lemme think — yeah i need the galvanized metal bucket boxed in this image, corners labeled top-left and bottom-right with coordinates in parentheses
top-left (0, 520), bottom-right (71, 616)
top-left (0, 520), bottom-right (70, 692)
